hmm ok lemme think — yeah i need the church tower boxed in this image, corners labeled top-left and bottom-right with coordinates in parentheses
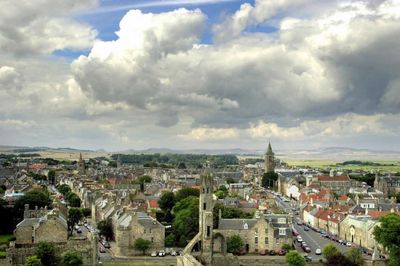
top-left (199, 170), bottom-right (214, 265)
top-left (265, 142), bottom-right (275, 173)
top-left (78, 153), bottom-right (86, 174)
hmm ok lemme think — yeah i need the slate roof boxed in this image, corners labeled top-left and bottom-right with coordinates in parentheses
top-left (218, 219), bottom-right (257, 230)
top-left (16, 218), bottom-right (40, 227)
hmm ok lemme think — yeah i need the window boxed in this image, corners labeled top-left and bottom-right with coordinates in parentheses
top-left (254, 228), bottom-right (258, 235)
top-left (279, 228), bottom-right (286, 236)
top-left (265, 237), bottom-right (268, 244)
top-left (255, 237), bottom-right (258, 244)
top-left (265, 228), bottom-right (268, 234)
top-left (207, 226), bottom-right (211, 237)
top-left (278, 218), bottom-right (286, 224)
top-left (203, 203), bottom-right (206, 210)
top-left (151, 237), bottom-right (154, 243)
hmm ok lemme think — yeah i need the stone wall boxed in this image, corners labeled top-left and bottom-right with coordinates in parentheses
top-left (177, 254), bottom-right (202, 266)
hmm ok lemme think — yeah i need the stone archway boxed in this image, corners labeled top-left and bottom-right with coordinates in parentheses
top-left (213, 232), bottom-right (227, 255)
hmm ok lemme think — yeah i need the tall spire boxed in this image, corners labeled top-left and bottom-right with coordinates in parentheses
top-left (267, 141), bottom-right (274, 155)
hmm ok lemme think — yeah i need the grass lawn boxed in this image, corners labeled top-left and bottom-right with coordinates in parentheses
top-left (0, 234), bottom-right (14, 244)
top-left (286, 160), bottom-right (400, 172)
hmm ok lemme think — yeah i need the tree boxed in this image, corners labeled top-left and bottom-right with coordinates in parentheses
top-left (158, 191), bottom-right (175, 212)
top-left (323, 244), bottom-right (340, 261)
top-left (81, 208), bottom-right (91, 217)
top-left (134, 238), bottom-right (151, 255)
top-left (227, 235), bottom-right (243, 254)
top-left (35, 241), bottom-right (59, 266)
top-left (60, 251), bottom-right (83, 266)
top-left (285, 250), bottom-right (307, 266)
top-left (172, 196), bottom-right (199, 246)
top-left (282, 243), bottom-right (293, 252)
top-left (25, 256), bottom-right (43, 266)
top-left (215, 190), bottom-right (226, 199)
top-left (14, 191), bottom-right (51, 217)
top-left (345, 248), bottom-right (364, 266)
top-left (261, 172), bottom-right (278, 189)
top-left (97, 219), bottom-right (113, 241)
top-left (56, 184), bottom-right (71, 196)
top-left (66, 192), bottom-right (81, 207)
top-left (138, 175), bottom-right (152, 184)
top-left (177, 162), bottom-right (186, 169)
top-left (68, 208), bottom-right (83, 231)
top-left (325, 253), bottom-right (356, 266)
top-left (165, 233), bottom-right (175, 247)
top-left (395, 192), bottom-right (400, 203)
top-left (373, 213), bottom-right (400, 266)
top-left (175, 187), bottom-right (199, 203)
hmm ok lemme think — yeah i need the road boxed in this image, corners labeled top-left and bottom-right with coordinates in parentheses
top-left (272, 191), bottom-right (361, 262)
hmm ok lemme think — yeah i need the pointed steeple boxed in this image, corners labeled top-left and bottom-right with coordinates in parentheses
top-left (266, 141), bottom-right (274, 155)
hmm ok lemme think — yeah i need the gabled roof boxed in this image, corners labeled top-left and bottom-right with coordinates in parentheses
top-left (218, 219), bottom-right (257, 230)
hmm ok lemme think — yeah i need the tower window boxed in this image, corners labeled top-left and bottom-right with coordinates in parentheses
top-left (207, 226), bottom-right (210, 237)
top-left (207, 187), bottom-right (209, 193)
top-left (203, 203), bottom-right (206, 210)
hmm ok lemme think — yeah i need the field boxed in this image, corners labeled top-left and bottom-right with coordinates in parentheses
top-left (286, 160), bottom-right (400, 172)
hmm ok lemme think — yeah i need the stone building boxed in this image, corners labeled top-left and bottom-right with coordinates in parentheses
top-left (307, 174), bottom-right (351, 194)
top-left (113, 209), bottom-right (165, 256)
top-left (14, 208), bottom-right (68, 246)
top-left (374, 173), bottom-right (400, 197)
top-left (264, 142), bottom-right (275, 173)
top-left (339, 215), bottom-right (379, 249)
top-left (215, 211), bottom-right (293, 253)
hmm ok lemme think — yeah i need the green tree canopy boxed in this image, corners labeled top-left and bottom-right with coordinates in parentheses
top-left (172, 196), bottom-right (199, 247)
top-left (35, 241), bottom-right (59, 266)
top-left (323, 244), bottom-right (340, 261)
top-left (261, 172), bottom-right (278, 189)
top-left (14, 191), bottom-right (51, 217)
top-left (227, 235), bottom-right (243, 254)
top-left (97, 219), bottom-right (113, 241)
top-left (281, 243), bottom-right (293, 252)
top-left (285, 251), bottom-right (307, 266)
top-left (60, 251), bottom-right (83, 266)
top-left (345, 248), bottom-right (364, 266)
top-left (68, 208), bottom-right (83, 230)
top-left (138, 175), bottom-right (152, 184)
top-left (81, 208), bottom-right (91, 217)
top-left (66, 192), bottom-right (81, 207)
top-left (56, 184), bottom-right (71, 196)
top-left (25, 256), bottom-right (43, 266)
top-left (158, 191), bottom-right (175, 212)
top-left (373, 213), bottom-right (400, 266)
top-left (175, 187), bottom-right (199, 203)
top-left (134, 238), bottom-right (152, 255)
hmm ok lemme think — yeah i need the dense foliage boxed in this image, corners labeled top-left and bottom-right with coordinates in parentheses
top-left (213, 203), bottom-right (253, 228)
top-left (60, 251), bottom-right (83, 266)
top-left (373, 213), bottom-right (400, 266)
top-left (285, 251), bottom-right (307, 266)
top-left (134, 238), bottom-right (152, 255)
top-left (349, 173), bottom-right (375, 187)
top-left (111, 153), bottom-right (238, 168)
top-left (226, 235), bottom-right (243, 254)
top-left (97, 219), bottom-right (113, 241)
top-left (261, 172), bottom-right (278, 189)
top-left (25, 256), bottom-right (43, 266)
top-left (35, 242), bottom-right (59, 266)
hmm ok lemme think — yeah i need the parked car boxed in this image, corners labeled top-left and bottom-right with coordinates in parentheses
top-left (269, 250), bottom-right (276, 256)
top-left (346, 242), bottom-right (353, 247)
top-left (259, 249), bottom-right (267, 256)
top-left (99, 247), bottom-right (106, 253)
top-left (171, 250), bottom-right (177, 256)
top-left (237, 249), bottom-right (246, 256)
top-left (303, 246), bottom-right (311, 253)
top-left (304, 227), bottom-right (309, 231)
top-left (103, 242), bottom-right (111, 248)
top-left (151, 251), bottom-right (157, 257)
top-left (158, 250), bottom-right (166, 257)
top-left (278, 249), bottom-right (286, 256)
top-left (315, 248), bottom-right (322, 255)
top-left (304, 255), bottom-right (313, 262)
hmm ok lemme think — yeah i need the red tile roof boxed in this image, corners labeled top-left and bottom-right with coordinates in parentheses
top-left (148, 199), bottom-right (159, 209)
top-left (368, 211), bottom-right (400, 218)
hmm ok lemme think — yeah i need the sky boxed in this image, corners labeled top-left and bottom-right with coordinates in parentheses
top-left (1, 0), bottom-right (400, 152)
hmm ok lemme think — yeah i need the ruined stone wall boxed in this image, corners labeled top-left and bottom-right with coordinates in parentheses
top-left (177, 254), bottom-right (202, 266)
